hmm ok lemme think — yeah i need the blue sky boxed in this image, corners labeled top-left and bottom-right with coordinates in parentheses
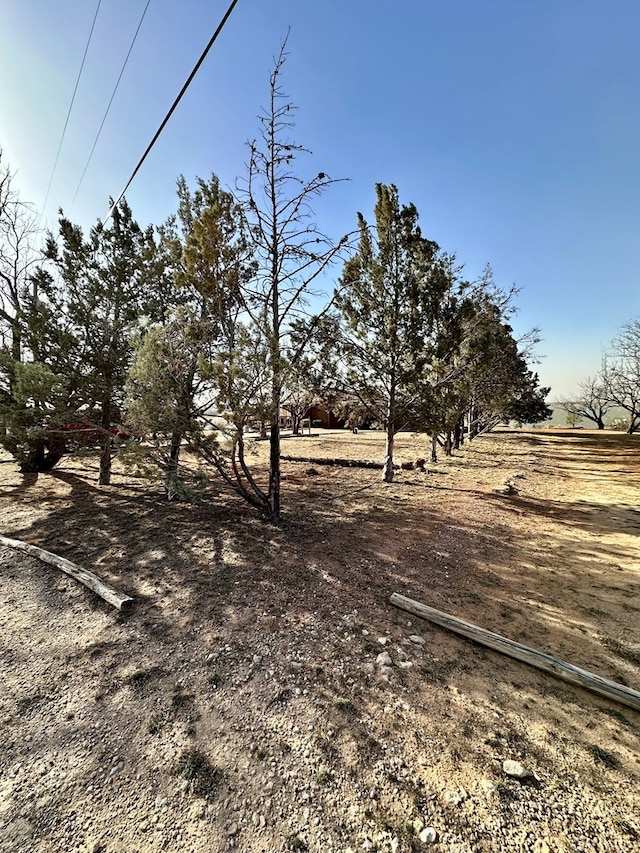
top-left (1, 0), bottom-right (638, 399)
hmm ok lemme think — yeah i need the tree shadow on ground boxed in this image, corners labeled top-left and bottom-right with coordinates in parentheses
top-left (3, 431), bottom-right (640, 852)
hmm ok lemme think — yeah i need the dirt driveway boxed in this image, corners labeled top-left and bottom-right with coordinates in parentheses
top-left (0, 428), bottom-right (639, 852)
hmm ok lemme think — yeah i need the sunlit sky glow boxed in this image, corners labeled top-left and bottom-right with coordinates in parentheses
top-left (1, 0), bottom-right (638, 399)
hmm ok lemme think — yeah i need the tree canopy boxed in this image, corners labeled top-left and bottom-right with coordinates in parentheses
top-left (0, 48), bottom-right (552, 520)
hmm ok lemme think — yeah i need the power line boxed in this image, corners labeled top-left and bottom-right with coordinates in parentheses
top-left (40, 0), bottom-right (102, 223)
top-left (104, 0), bottom-right (240, 224)
top-left (69, 0), bottom-right (153, 214)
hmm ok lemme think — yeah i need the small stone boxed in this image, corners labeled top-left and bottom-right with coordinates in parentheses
top-left (398, 661), bottom-right (413, 669)
top-left (376, 651), bottom-right (392, 667)
top-left (377, 637), bottom-right (390, 646)
top-left (419, 827), bottom-right (438, 844)
top-left (443, 789), bottom-right (467, 805)
top-left (503, 759), bottom-right (529, 779)
top-left (379, 665), bottom-right (394, 681)
top-left (412, 818), bottom-right (424, 834)
top-left (409, 635), bottom-right (425, 645)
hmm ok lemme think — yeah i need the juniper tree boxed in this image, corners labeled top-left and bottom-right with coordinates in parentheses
top-left (335, 183), bottom-right (444, 481)
top-left (40, 201), bottom-right (162, 482)
top-left (126, 174), bottom-right (253, 495)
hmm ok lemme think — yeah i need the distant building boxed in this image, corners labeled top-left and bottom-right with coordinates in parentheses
top-left (305, 404), bottom-right (345, 429)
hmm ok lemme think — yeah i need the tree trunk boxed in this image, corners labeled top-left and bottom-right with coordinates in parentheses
top-left (166, 430), bottom-right (182, 494)
top-left (267, 413), bottom-right (281, 521)
top-left (99, 435), bottom-right (112, 485)
top-left (469, 404), bottom-right (480, 439)
top-left (382, 420), bottom-right (395, 482)
top-left (98, 395), bottom-right (113, 485)
top-left (381, 384), bottom-right (396, 483)
top-left (444, 431), bottom-right (452, 456)
top-left (169, 430), bottom-right (181, 468)
top-left (430, 434), bottom-right (438, 463)
top-left (453, 419), bottom-right (463, 449)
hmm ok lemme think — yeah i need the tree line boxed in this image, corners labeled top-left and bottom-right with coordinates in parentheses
top-left (0, 47), bottom-right (550, 523)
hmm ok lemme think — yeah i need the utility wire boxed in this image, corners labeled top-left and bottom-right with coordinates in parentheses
top-left (104, 0), bottom-right (240, 223)
top-left (40, 0), bottom-right (102, 224)
top-left (69, 0), bottom-right (153, 214)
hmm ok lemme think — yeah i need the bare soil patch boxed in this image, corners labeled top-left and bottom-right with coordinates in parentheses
top-left (1, 428), bottom-right (639, 853)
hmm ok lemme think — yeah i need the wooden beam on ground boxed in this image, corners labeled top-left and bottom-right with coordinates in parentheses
top-left (0, 534), bottom-right (134, 612)
top-left (281, 454), bottom-right (384, 470)
top-left (390, 592), bottom-right (640, 713)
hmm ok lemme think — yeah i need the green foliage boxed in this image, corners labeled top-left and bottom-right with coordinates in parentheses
top-left (334, 183), bottom-right (445, 479)
top-left (0, 359), bottom-right (73, 468)
top-left (1, 199), bottom-right (167, 477)
top-left (133, 42), bottom-right (346, 522)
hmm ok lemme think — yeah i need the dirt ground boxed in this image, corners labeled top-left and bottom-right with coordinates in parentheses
top-left (0, 427), bottom-right (639, 853)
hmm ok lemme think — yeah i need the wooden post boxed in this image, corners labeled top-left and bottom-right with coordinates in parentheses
top-left (1, 534), bottom-right (134, 611)
top-left (390, 592), bottom-right (640, 712)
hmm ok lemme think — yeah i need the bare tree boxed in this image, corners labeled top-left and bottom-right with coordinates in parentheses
top-left (604, 320), bottom-right (640, 434)
top-left (556, 373), bottom-right (613, 429)
top-left (227, 38), bottom-right (347, 521)
top-left (282, 382), bottom-right (315, 435)
top-left (0, 151), bottom-right (41, 370)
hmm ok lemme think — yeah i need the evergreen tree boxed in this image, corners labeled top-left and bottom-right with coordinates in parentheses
top-left (335, 183), bottom-right (443, 481)
top-left (126, 174), bottom-right (253, 496)
top-left (20, 200), bottom-right (163, 481)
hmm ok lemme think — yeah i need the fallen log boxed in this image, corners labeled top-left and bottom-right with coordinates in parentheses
top-left (390, 592), bottom-right (640, 712)
top-left (0, 534), bottom-right (134, 612)
top-left (281, 454), bottom-right (385, 470)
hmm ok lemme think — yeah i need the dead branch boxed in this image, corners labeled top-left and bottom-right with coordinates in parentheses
top-left (0, 534), bottom-right (134, 611)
